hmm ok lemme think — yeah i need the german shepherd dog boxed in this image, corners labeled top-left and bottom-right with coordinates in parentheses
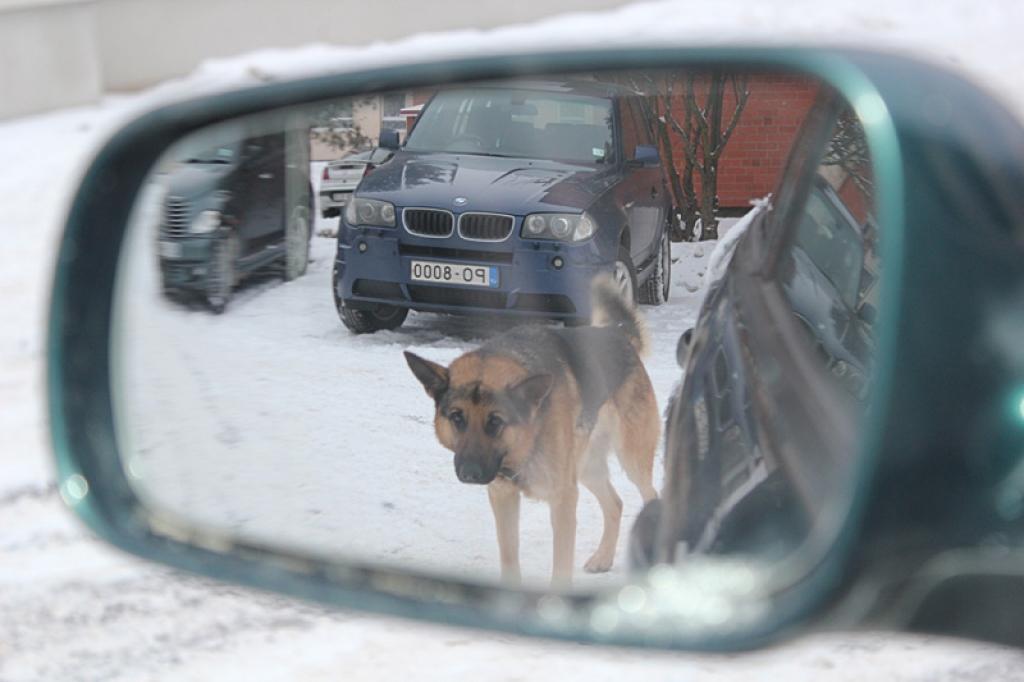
top-left (404, 278), bottom-right (659, 587)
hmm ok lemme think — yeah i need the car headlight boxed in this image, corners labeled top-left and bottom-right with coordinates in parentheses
top-left (520, 212), bottom-right (595, 242)
top-left (345, 197), bottom-right (396, 227)
top-left (190, 210), bottom-right (221, 234)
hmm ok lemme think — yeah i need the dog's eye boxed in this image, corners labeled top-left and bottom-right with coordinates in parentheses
top-left (448, 410), bottom-right (466, 431)
top-left (485, 413), bottom-right (504, 437)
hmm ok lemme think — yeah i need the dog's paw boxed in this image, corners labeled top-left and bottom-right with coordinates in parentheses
top-left (583, 553), bottom-right (614, 573)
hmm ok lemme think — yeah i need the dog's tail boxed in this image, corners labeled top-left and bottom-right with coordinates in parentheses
top-left (590, 274), bottom-right (650, 358)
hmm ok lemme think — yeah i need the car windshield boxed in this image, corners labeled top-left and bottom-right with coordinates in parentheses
top-left (794, 185), bottom-right (865, 308)
top-left (404, 87), bottom-right (614, 165)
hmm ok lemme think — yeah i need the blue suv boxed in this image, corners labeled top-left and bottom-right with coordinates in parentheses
top-left (332, 80), bottom-right (673, 333)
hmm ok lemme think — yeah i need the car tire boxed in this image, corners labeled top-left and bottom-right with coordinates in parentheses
top-left (339, 301), bottom-right (408, 334)
top-left (284, 205), bottom-right (311, 281)
top-left (332, 266), bottom-right (408, 333)
top-left (206, 231), bottom-right (239, 314)
top-left (612, 245), bottom-right (639, 306)
top-left (639, 229), bottom-right (672, 305)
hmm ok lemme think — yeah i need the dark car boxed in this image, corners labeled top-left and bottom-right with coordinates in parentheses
top-left (630, 94), bottom-right (878, 568)
top-left (332, 80), bottom-right (673, 333)
top-left (158, 129), bottom-right (313, 313)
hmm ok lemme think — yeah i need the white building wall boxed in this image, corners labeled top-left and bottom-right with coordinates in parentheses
top-left (1, 0), bottom-right (630, 120)
top-left (0, 0), bottom-right (102, 120)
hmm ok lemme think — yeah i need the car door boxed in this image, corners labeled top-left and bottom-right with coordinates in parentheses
top-left (235, 134), bottom-right (286, 252)
top-left (618, 96), bottom-right (664, 265)
top-left (654, 91), bottom-right (872, 564)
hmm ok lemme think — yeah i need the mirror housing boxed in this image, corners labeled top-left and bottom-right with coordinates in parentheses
top-left (46, 47), bottom-right (1024, 652)
top-left (629, 143), bottom-right (660, 167)
top-left (379, 128), bottom-right (401, 150)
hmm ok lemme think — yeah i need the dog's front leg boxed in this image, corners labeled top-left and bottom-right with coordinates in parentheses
top-left (488, 479), bottom-right (521, 586)
top-left (549, 485), bottom-right (579, 588)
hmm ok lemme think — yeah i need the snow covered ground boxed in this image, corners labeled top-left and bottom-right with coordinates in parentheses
top-left (5, 0), bottom-right (1024, 679)
top-left (114, 161), bottom-right (721, 590)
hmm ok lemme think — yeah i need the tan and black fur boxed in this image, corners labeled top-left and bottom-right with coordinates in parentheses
top-left (404, 278), bottom-right (659, 587)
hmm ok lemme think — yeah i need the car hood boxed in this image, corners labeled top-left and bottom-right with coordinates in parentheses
top-left (163, 162), bottom-right (234, 202)
top-left (355, 151), bottom-right (617, 215)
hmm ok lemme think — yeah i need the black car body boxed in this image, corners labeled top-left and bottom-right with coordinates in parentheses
top-left (158, 124), bottom-right (313, 312)
top-left (632, 94), bottom-right (877, 567)
top-left (332, 80), bottom-right (674, 333)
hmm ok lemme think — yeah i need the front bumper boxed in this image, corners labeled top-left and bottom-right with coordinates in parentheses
top-left (334, 223), bottom-right (610, 322)
top-left (157, 235), bottom-right (214, 289)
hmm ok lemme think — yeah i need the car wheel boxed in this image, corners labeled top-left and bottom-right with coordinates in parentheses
top-left (339, 301), bottom-right (408, 334)
top-left (639, 229), bottom-right (671, 305)
top-left (332, 266), bottom-right (408, 333)
top-left (284, 206), bottom-right (310, 281)
top-left (613, 246), bottom-right (638, 306)
top-left (206, 231), bottom-right (239, 314)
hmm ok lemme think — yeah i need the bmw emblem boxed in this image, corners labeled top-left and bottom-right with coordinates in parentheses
top-left (453, 196), bottom-right (468, 207)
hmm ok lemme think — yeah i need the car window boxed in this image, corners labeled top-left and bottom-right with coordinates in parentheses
top-left (793, 185), bottom-right (865, 308)
top-left (342, 150), bottom-right (372, 162)
top-left (404, 87), bottom-right (614, 164)
top-left (773, 103), bottom-right (876, 401)
top-left (369, 148), bottom-right (393, 164)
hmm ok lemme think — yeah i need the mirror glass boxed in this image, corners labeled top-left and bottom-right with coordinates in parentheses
top-left (112, 66), bottom-right (878, 597)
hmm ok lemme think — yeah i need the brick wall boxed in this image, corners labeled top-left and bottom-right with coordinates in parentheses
top-left (665, 74), bottom-right (820, 209)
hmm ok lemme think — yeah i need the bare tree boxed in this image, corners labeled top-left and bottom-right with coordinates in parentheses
top-left (309, 98), bottom-right (374, 156)
top-left (821, 108), bottom-right (872, 196)
top-left (628, 74), bottom-right (696, 242)
top-left (664, 71), bottom-right (750, 241)
top-left (609, 70), bottom-right (749, 241)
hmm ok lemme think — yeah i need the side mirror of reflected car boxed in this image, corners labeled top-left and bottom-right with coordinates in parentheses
top-left (378, 128), bottom-right (401, 150)
top-left (629, 143), bottom-right (660, 167)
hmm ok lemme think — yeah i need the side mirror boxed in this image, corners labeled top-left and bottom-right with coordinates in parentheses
top-left (46, 46), bottom-right (1024, 654)
top-left (630, 144), bottom-right (660, 167)
top-left (378, 128), bottom-right (401, 150)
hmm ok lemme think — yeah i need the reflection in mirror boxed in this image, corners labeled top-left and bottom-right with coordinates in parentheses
top-left (113, 67), bottom-right (878, 598)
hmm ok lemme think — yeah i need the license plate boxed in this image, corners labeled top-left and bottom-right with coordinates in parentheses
top-left (410, 260), bottom-right (499, 288)
top-left (331, 193), bottom-right (350, 202)
top-left (159, 241), bottom-right (182, 258)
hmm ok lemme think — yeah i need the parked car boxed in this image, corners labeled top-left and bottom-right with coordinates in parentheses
top-left (158, 127), bottom-right (313, 313)
top-left (332, 79), bottom-right (673, 333)
top-left (630, 94), bottom-right (877, 568)
top-left (319, 147), bottom-right (395, 219)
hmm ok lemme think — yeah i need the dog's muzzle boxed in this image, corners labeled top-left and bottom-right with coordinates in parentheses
top-left (454, 453), bottom-right (502, 485)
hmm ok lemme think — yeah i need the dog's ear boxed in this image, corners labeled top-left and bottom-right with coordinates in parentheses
top-left (404, 351), bottom-right (449, 400)
top-left (508, 374), bottom-right (553, 415)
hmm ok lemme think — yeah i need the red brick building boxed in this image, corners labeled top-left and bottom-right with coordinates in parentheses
top-left (663, 74), bottom-right (820, 211)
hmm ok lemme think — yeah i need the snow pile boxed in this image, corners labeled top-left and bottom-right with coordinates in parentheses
top-left (705, 199), bottom-right (769, 288)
